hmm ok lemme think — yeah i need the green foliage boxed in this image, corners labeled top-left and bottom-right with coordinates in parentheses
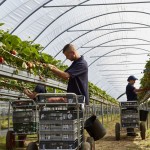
top-left (0, 27), bottom-right (117, 104)
top-left (138, 58), bottom-right (150, 101)
top-left (89, 82), bottom-right (118, 104)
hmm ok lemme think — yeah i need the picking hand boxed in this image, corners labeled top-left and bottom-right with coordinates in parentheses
top-left (39, 75), bottom-right (46, 82)
top-left (47, 64), bottom-right (56, 70)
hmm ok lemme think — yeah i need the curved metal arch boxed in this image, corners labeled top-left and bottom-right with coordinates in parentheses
top-left (32, 0), bottom-right (90, 42)
top-left (117, 93), bottom-right (126, 99)
top-left (88, 47), bottom-right (150, 67)
top-left (76, 29), bottom-right (133, 49)
top-left (54, 21), bottom-right (150, 58)
top-left (54, 28), bottom-right (133, 57)
top-left (42, 10), bottom-right (150, 51)
top-left (0, 0), bottom-right (6, 6)
top-left (83, 37), bottom-right (150, 55)
top-left (10, 0), bottom-right (53, 34)
top-left (79, 47), bottom-right (148, 91)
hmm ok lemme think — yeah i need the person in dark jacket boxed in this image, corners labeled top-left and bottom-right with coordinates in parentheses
top-left (126, 75), bottom-right (149, 136)
top-left (126, 75), bottom-right (149, 101)
top-left (47, 44), bottom-right (89, 105)
top-left (24, 84), bottom-right (46, 102)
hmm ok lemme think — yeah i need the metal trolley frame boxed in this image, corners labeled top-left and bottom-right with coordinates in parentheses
top-left (6, 99), bottom-right (39, 150)
top-left (115, 101), bottom-right (146, 140)
top-left (26, 93), bottom-right (85, 150)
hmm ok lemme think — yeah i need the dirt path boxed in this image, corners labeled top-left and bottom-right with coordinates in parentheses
top-left (92, 118), bottom-right (150, 150)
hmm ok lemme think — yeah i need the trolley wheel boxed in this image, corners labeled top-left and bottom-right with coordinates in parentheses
top-left (18, 134), bottom-right (26, 147)
top-left (26, 142), bottom-right (38, 150)
top-left (80, 142), bottom-right (91, 150)
top-left (115, 123), bottom-right (120, 141)
top-left (140, 122), bottom-right (146, 140)
top-left (6, 131), bottom-right (15, 150)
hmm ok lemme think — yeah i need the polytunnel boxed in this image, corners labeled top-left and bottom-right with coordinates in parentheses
top-left (0, 0), bottom-right (150, 150)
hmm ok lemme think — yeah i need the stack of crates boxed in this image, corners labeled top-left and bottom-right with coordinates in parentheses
top-left (39, 95), bottom-right (84, 150)
top-left (120, 101), bottom-right (139, 128)
top-left (12, 101), bottom-right (38, 134)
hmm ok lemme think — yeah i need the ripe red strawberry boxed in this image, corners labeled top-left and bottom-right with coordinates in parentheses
top-left (0, 57), bottom-right (4, 63)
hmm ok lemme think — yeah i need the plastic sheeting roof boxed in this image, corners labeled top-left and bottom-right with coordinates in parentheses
top-left (0, 0), bottom-right (150, 101)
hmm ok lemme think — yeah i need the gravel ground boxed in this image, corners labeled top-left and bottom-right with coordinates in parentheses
top-left (91, 118), bottom-right (150, 150)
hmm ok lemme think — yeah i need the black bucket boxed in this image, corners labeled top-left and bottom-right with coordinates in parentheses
top-left (84, 115), bottom-right (106, 141)
top-left (140, 110), bottom-right (149, 121)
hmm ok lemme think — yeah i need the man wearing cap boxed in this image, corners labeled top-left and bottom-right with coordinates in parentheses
top-left (126, 75), bottom-right (149, 101)
top-left (126, 75), bottom-right (149, 136)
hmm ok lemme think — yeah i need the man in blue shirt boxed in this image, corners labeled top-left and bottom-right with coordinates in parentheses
top-left (126, 75), bottom-right (149, 101)
top-left (47, 44), bottom-right (89, 105)
top-left (126, 75), bottom-right (149, 136)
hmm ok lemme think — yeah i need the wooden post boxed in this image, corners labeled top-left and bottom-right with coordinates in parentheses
top-left (53, 88), bottom-right (56, 93)
top-left (101, 103), bottom-right (103, 125)
top-left (86, 137), bottom-right (95, 150)
top-left (146, 102), bottom-right (149, 129)
top-left (111, 105), bottom-right (112, 121)
top-left (106, 104), bottom-right (108, 123)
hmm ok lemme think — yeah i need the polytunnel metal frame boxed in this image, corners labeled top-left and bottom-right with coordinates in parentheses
top-left (54, 21), bottom-right (150, 58)
top-left (0, 0), bottom-right (6, 6)
top-left (41, 10), bottom-right (150, 51)
top-left (88, 47), bottom-right (150, 67)
top-left (43, 1), bottom-right (150, 7)
top-left (1, 1), bottom-right (150, 100)
top-left (10, 0), bottom-right (53, 34)
top-left (10, 0), bottom-right (90, 35)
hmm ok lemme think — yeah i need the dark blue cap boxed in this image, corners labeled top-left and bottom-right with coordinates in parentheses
top-left (127, 75), bottom-right (138, 81)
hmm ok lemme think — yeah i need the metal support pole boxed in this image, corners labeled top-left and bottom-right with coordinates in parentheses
top-left (107, 104), bottom-right (108, 123)
top-left (101, 103), bottom-right (103, 125)
top-left (8, 101), bottom-right (11, 130)
top-left (146, 102), bottom-right (149, 129)
top-left (111, 105), bottom-right (113, 121)
top-left (93, 100), bottom-right (96, 115)
top-left (53, 88), bottom-right (56, 93)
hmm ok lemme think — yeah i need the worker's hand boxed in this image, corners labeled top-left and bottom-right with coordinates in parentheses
top-left (42, 63), bottom-right (47, 67)
top-left (23, 88), bottom-right (28, 94)
top-left (39, 75), bottom-right (46, 82)
top-left (47, 64), bottom-right (56, 70)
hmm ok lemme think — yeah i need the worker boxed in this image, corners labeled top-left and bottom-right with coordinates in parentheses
top-left (47, 44), bottom-right (89, 105)
top-left (126, 75), bottom-right (149, 136)
top-left (23, 84), bottom-right (46, 102)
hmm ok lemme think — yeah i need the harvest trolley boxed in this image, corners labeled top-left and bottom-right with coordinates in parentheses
top-left (26, 93), bottom-right (85, 150)
top-left (115, 101), bottom-right (146, 140)
top-left (6, 99), bottom-right (39, 150)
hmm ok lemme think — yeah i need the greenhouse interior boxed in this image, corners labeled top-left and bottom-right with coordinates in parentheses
top-left (0, 0), bottom-right (150, 150)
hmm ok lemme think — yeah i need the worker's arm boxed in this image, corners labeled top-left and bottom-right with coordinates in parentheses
top-left (24, 89), bottom-right (37, 99)
top-left (134, 87), bottom-right (150, 93)
top-left (47, 64), bottom-right (70, 80)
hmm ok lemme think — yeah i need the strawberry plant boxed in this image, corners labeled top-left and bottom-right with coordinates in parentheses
top-left (0, 24), bottom-right (117, 104)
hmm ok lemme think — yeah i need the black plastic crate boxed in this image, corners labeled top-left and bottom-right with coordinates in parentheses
top-left (11, 101), bottom-right (35, 108)
top-left (121, 118), bottom-right (139, 123)
top-left (13, 116), bottom-right (36, 123)
top-left (40, 120), bottom-right (82, 131)
top-left (121, 114), bottom-right (139, 119)
top-left (120, 102), bottom-right (138, 107)
top-left (121, 109), bottom-right (138, 114)
top-left (40, 95), bottom-right (85, 104)
top-left (40, 110), bottom-right (83, 121)
top-left (13, 111), bottom-right (36, 118)
top-left (122, 123), bottom-right (139, 128)
top-left (13, 122), bottom-right (38, 133)
top-left (39, 140), bottom-right (82, 149)
top-left (39, 130), bottom-right (78, 141)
